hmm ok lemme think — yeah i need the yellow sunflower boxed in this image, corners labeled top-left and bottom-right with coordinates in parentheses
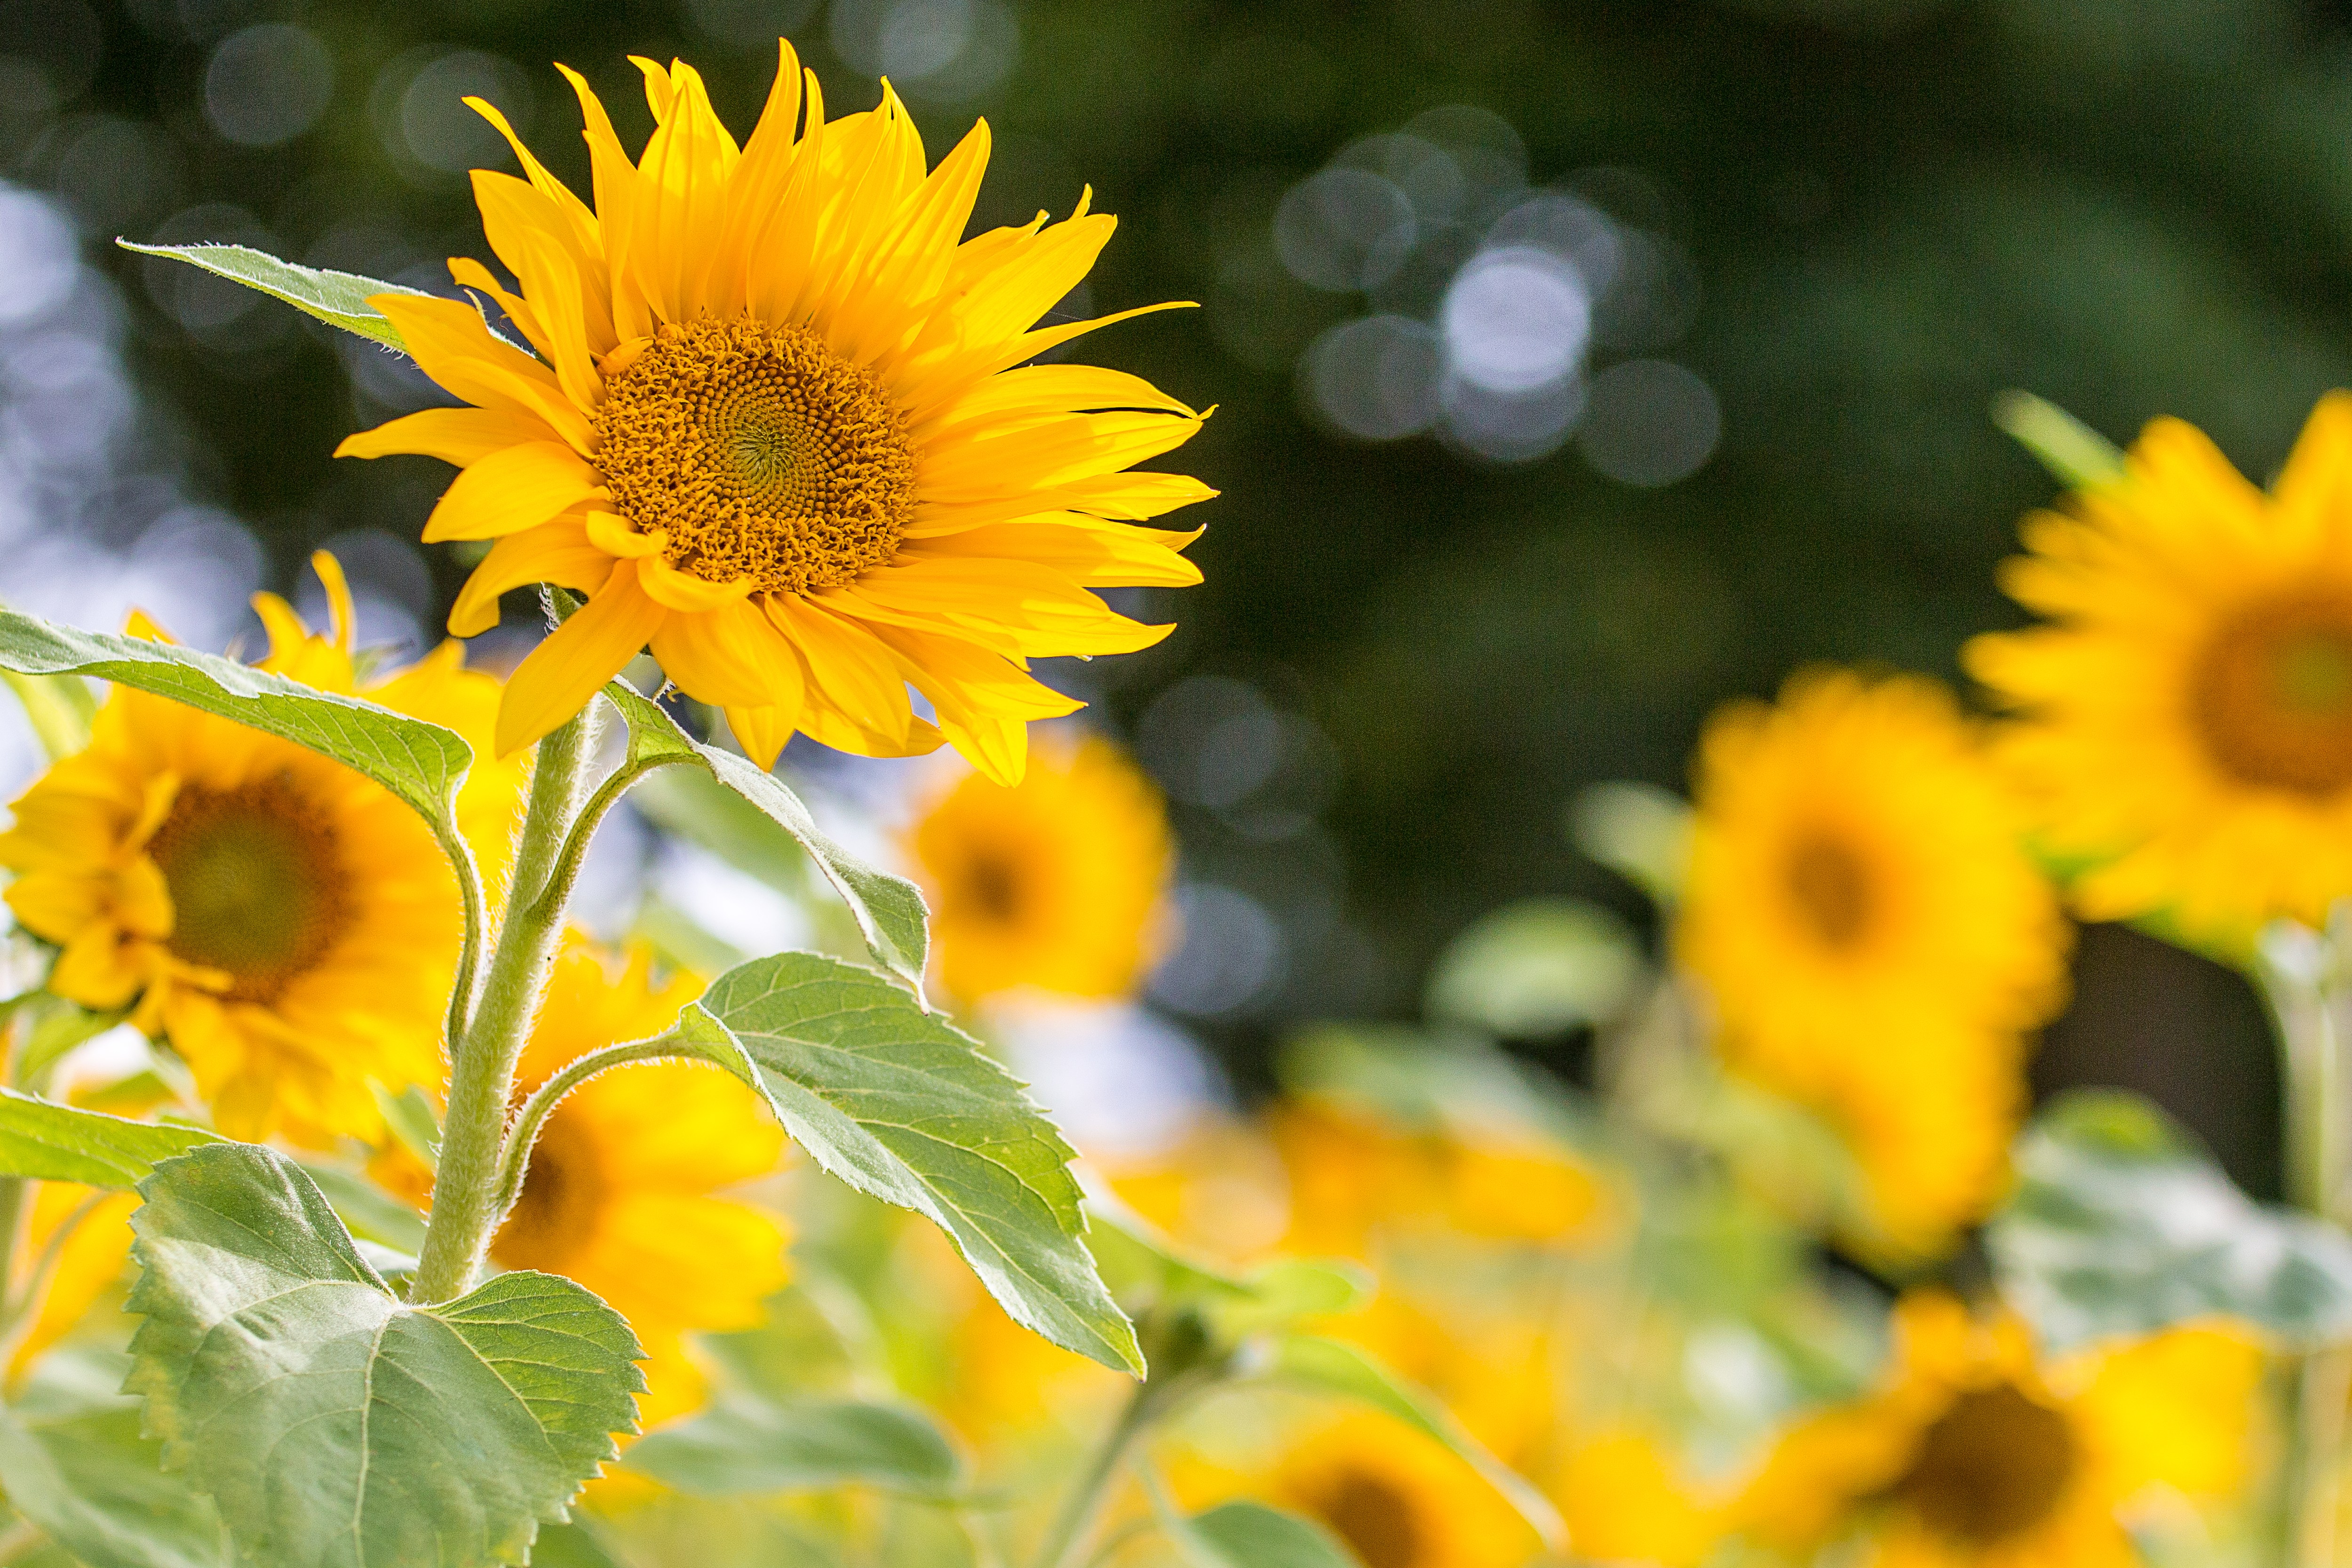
top-left (1734, 1292), bottom-right (2265, 1568)
top-left (1184, 1411), bottom-right (1537, 1568)
top-left (7, 1182), bottom-right (138, 1379)
top-left (1551, 1428), bottom-right (1727, 1568)
top-left (907, 731), bottom-right (1174, 1003)
top-left (1966, 393), bottom-right (2352, 947)
top-left (489, 933), bottom-right (789, 1432)
top-left (1677, 669), bottom-right (2072, 1256)
top-left (0, 556), bottom-right (527, 1143)
top-left (335, 44), bottom-right (1210, 782)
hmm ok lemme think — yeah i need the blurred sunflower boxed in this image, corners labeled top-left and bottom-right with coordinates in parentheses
top-left (1552, 1429), bottom-right (1727, 1568)
top-left (337, 44), bottom-right (1209, 782)
top-left (907, 732), bottom-right (1174, 1003)
top-left (1966, 394), bottom-right (2352, 947)
top-left (0, 556), bottom-right (526, 1143)
top-left (1678, 669), bottom-right (2071, 1255)
top-left (490, 934), bottom-right (790, 1433)
top-left (1190, 1411), bottom-right (1536, 1568)
top-left (1736, 1292), bottom-right (2265, 1568)
top-left (7, 1182), bottom-right (137, 1379)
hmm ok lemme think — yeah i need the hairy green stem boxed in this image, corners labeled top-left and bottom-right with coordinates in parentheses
top-left (410, 701), bottom-right (601, 1304)
top-left (484, 1032), bottom-right (700, 1237)
top-left (528, 753), bottom-right (682, 930)
top-left (1030, 1381), bottom-right (1158, 1568)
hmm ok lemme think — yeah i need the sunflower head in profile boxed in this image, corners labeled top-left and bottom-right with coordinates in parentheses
top-left (0, 555), bottom-right (527, 1144)
top-left (337, 45), bottom-right (1210, 784)
top-left (489, 934), bottom-right (790, 1435)
top-left (1735, 1292), bottom-right (2265, 1568)
top-left (1966, 393), bottom-right (2352, 947)
top-left (907, 731), bottom-right (1174, 1004)
top-left (1677, 668), bottom-right (2072, 1257)
top-left (1184, 1411), bottom-right (1535, 1568)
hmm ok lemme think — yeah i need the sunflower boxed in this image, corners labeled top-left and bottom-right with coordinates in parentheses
top-left (490, 933), bottom-right (789, 1432)
top-left (1965, 394), bottom-right (2352, 947)
top-left (907, 732), bottom-right (1174, 1003)
top-left (1677, 669), bottom-right (2071, 1256)
top-left (1186, 1411), bottom-right (1537, 1568)
top-left (8, 1182), bottom-right (138, 1378)
top-left (1734, 1292), bottom-right (2265, 1568)
top-left (0, 556), bottom-right (527, 1144)
top-left (1551, 1429), bottom-right (1727, 1568)
top-left (335, 45), bottom-right (1210, 784)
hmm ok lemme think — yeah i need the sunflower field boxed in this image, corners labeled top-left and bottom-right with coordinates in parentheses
top-left (1, 2), bottom-right (2352, 1567)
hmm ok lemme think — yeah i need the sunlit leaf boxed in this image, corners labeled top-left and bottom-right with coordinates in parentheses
top-left (126, 1144), bottom-right (643, 1568)
top-left (693, 951), bottom-right (1141, 1373)
top-left (602, 681), bottom-right (930, 992)
top-left (117, 242), bottom-right (423, 353)
top-left (625, 1398), bottom-right (961, 1498)
top-left (1423, 896), bottom-right (1643, 1036)
top-left (0, 1087), bottom-right (220, 1187)
top-left (1990, 1090), bottom-right (2352, 1350)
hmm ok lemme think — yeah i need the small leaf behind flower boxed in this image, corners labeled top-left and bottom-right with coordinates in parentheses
top-left (601, 680), bottom-right (930, 993)
top-left (117, 242), bottom-right (424, 353)
top-left (1269, 1335), bottom-right (1564, 1550)
top-left (694, 951), bottom-right (1141, 1374)
top-left (625, 1398), bottom-right (962, 1498)
top-left (126, 1143), bottom-right (643, 1568)
top-left (0, 1086), bottom-right (220, 1186)
top-left (1990, 1089), bottom-right (2352, 1350)
top-left (1178, 1502), bottom-right (1357, 1568)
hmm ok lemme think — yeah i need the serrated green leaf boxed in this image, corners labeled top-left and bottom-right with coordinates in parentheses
top-left (0, 608), bottom-right (474, 852)
top-left (625, 1398), bottom-right (961, 1497)
top-left (126, 1143), bottom-right (644, 1568)
top-left (117, 242), bottom-right (424, 352)
top-left (1180, 1502), bottom-right (1356, 1568)
top-left (1269, 1335), bottom-right (1562, 1550)
top-left (694, 950), bottom-right (1140, 1374)
top-left (602, 681), bottom-right (929, 991)
top-left (1989, 1089), bottom-right (2352, 1350)
top-left (0, 1087), bottom-right (221, 1186)
top-left (524, 1522), bottom-right (624, 1568)
top-left (0, 1402), bottom-right (226, 1568)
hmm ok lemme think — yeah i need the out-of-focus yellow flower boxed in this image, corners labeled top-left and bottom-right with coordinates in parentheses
top-left (0, 555), bottom-right (527, 1144)
top-left (1552, 1428), bottom-right (1727, 1568)
top-left (1678, 669), bottom-right (2071, 1257)
top-left (337, 44), bottom-right (1209, 779)
top-left (1736, 1292), bottom-right (2265, 1568)
top-left (8, 1182), bottom-right (137, 1378)
top-left (1185, 1410), bottom-right (1537, 1568)
top-left (909, 733), bottom-right (1174, 1003)
top-left (491, 935), bottom-right (789, 1435)
top-left (1967, 394), bottom-right (2352, 947)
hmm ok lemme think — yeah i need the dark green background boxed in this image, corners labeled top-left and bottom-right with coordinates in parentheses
top-left (8, 0), bottom-right (2324, 1190)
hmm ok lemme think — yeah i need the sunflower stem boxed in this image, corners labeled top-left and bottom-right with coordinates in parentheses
top-left (1029, 1379), bottom-right (1157, 1568)
top-left (410, 699), bottom-right (602, 1305)
top-left (482, 1028), bottom-right (712, 1240)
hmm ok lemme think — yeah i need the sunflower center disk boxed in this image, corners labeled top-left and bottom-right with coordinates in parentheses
top-left (1314, 1470), bottom-right (1422, 1568)
top-left (493, 1112), bottom-right (605, 1274)
top-left (1783, 830), bottom-right (1875, 950)
top-left (2192, 588), bottom-right (2352, 796)
top-left (146, 775), bottom-right (350, 1003)
top-left (595, 318), bottom-right (915, 595)
top-left (1896, 1383), bottom-right (2076, 1548)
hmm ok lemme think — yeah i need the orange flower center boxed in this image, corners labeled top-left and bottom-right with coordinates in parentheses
top-left (1310, 1467), bottom-right (1423, 1568)
top-left (1896, 1382), bottom-right (2077, 1548)
top-left (594, 318), bottom-right (914, 594)
top-left (1782, 829), bottom-right (1874, 950)
top-left (491, 1110), bottom-right (604, 1276)
top-left (2189, 586), bottom-right (2352, 796)
top-left (146, 773), bottom-right (350, 1003)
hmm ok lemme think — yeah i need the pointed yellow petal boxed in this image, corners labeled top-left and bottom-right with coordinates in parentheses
top-left (312, 551), bottom-right (356, 652)
top-left (449, 516), bottom-right (615, 637)
top-left (639, 554), bottom-right (754, 612)
top-left (497, 560), bottom-right (667, 756)
top-left (335, 406), bottom-right (554, 466)
top-left (371, 293), bottom-right (594, 453)
top-left (650, 597), bottom-right (796, 708)
top-left (421, 442), bottom-right (605, 543)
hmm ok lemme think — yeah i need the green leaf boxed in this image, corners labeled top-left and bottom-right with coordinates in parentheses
top-left (15, 995), bottom-right (129, 1086)
top-left (1085, 1201), bottom-right (1368, 1335)
top-left (117, 242), bottom-right (424, 353)
top-left (625, 1398), bottom-right (962, 1498)
top-left (1179, 1502), bottom-right (1356, 1568)
top-left (126, 1143), bottom-right (644, 1568)
top-left (1989, 1090), bottom-right (2352, 1350)
top-left (298, 1161), bottom-right (428, 1254)
top-left (1990, 389), bottom-right (2127, 490)
top-left (1422, 897), bottom-right (1643, 1037)
top-left (1566, 780), bottom-right (1691, 908)
top-left (0, 608), bottom-right (475, 862)
top-left (0, 1086), bottom-right (221, 1186)
top-left (694, 950), bottom-right (1141, 1374)
top-left (602, 680), bottom-right (930, 992)
top-left (1269, 1336), bottom-right (1563, 1550)
top-left (0, 1401), bottom-right (226, 1568)
top-left (517, 1522), bottom-right (623, 1568)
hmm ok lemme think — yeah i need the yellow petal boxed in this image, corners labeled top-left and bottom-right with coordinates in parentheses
top-left (370, 294), bottom-right (594, 454)
top-left (764, 594), bottom-right (921, 746)
top-left (583, 508), bottom-right (666, 559)
top-left (638, 553), bottom-right (754, 612)
top-left (650, 597), bottom-right (797, 708)
top-left (421, 442), bottom-right (605, 544)
top-left (334, 406), bottom-right (554, 465)
top-left (497, 560), bottom-right (667, 756)
top-left (723, 702), bottom-right (800, 770)
top-left (450, 516), bottom-right (616, 638)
